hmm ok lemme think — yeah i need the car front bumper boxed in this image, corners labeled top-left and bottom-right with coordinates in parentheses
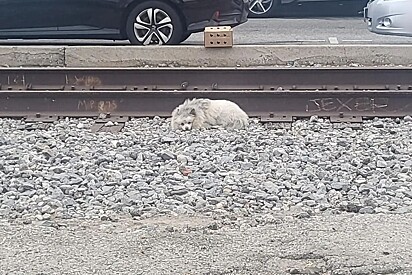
top-left (364, 0), bottom-right (412, 37)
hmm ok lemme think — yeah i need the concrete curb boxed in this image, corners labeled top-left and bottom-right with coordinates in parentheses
top-left (0, 45), bottom-right (411, 67)
top-left (0, 46), bottom-right (65, 67)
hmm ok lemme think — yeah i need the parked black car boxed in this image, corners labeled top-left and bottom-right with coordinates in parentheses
top-left (249, 0), bottom-right (368, 18)
top-left (0, 0), bottom-right (249, 45)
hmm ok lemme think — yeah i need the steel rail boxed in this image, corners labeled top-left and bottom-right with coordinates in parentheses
top-left (1, 90), bottom-right (412, 122)
top-left (0, 67), bottom-right (411, 91)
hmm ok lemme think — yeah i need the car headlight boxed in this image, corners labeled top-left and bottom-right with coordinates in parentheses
top-left (379, 17), bottom-right (392, 27)
top-left (382, 18), bottom-right (392, 27)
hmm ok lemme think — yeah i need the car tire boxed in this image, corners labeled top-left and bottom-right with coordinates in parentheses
top-left (126, 1), bottom-right (184, 45)
top-left (248, 0), bottom-right (279, 18)
top-left (180, 32), bottom-right (191, 43)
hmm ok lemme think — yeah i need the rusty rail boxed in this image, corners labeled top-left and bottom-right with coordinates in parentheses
top-left (0, 67), bottom-right (411, 91)
top-left (0, 67), bottom-right (412, 124)
top-left (1, 90), bottom-right (411, 122)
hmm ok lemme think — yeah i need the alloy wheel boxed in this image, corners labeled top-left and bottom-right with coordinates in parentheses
top-left (133, 8), bottom-right (173, 45)
top-left (249, 0), bottom-right (274, 15)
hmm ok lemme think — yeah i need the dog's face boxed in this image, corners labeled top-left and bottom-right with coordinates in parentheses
top-left (174, 115), bottom-right (195, 131)
top-left (172, 107), bottom-right (196, 131)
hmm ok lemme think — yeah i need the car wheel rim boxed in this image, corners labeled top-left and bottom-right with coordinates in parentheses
top-left (249, 0), bottom-right (274, 15)
top-left (133, 8), bottom-right (174, 45)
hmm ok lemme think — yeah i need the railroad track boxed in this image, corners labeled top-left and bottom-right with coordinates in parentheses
top-left (1, 67), bottom-right (411, 91)
top-left (1, 67), bottom-right (412, 129)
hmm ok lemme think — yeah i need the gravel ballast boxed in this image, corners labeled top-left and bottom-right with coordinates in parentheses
top-left (1, 116), bottom-right (412, 275)
top-left (1, 116), bottom-right (412, 222)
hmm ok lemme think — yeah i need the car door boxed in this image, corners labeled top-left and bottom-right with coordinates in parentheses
top-left (56, 0), bottom-right (122, 35)
top-left (0, 0), bottom-right (61, 34)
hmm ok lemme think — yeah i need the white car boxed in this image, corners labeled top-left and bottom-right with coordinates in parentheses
top-left (364, 0), bottom-right (412, 37)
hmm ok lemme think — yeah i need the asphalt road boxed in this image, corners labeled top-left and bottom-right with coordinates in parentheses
top-left (184, 18), bottom-right (412, 46)
top-left (1, 214), bottom-right (411, 275)
top-left (1, 18), bottom-right (412, 46)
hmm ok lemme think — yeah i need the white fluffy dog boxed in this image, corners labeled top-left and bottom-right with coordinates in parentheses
top-left (171, 98), bottom-right (249, 130)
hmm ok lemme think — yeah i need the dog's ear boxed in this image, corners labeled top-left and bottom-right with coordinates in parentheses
top-left (190, 108), bottom-right (196, 116)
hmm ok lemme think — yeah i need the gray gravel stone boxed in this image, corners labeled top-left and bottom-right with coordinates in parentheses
top-left (0, 117), bottom-right (411, 220)
top-left (376, 160), bottom-right (388, 168)
top-left (331, 182), bottom-right (344, 190)
top-left (404, 115), bottom-right (412, 122)
top-left (359, 206), bottom-right (375, 214)
top-left (159, 150), bottom-right (176, 161)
